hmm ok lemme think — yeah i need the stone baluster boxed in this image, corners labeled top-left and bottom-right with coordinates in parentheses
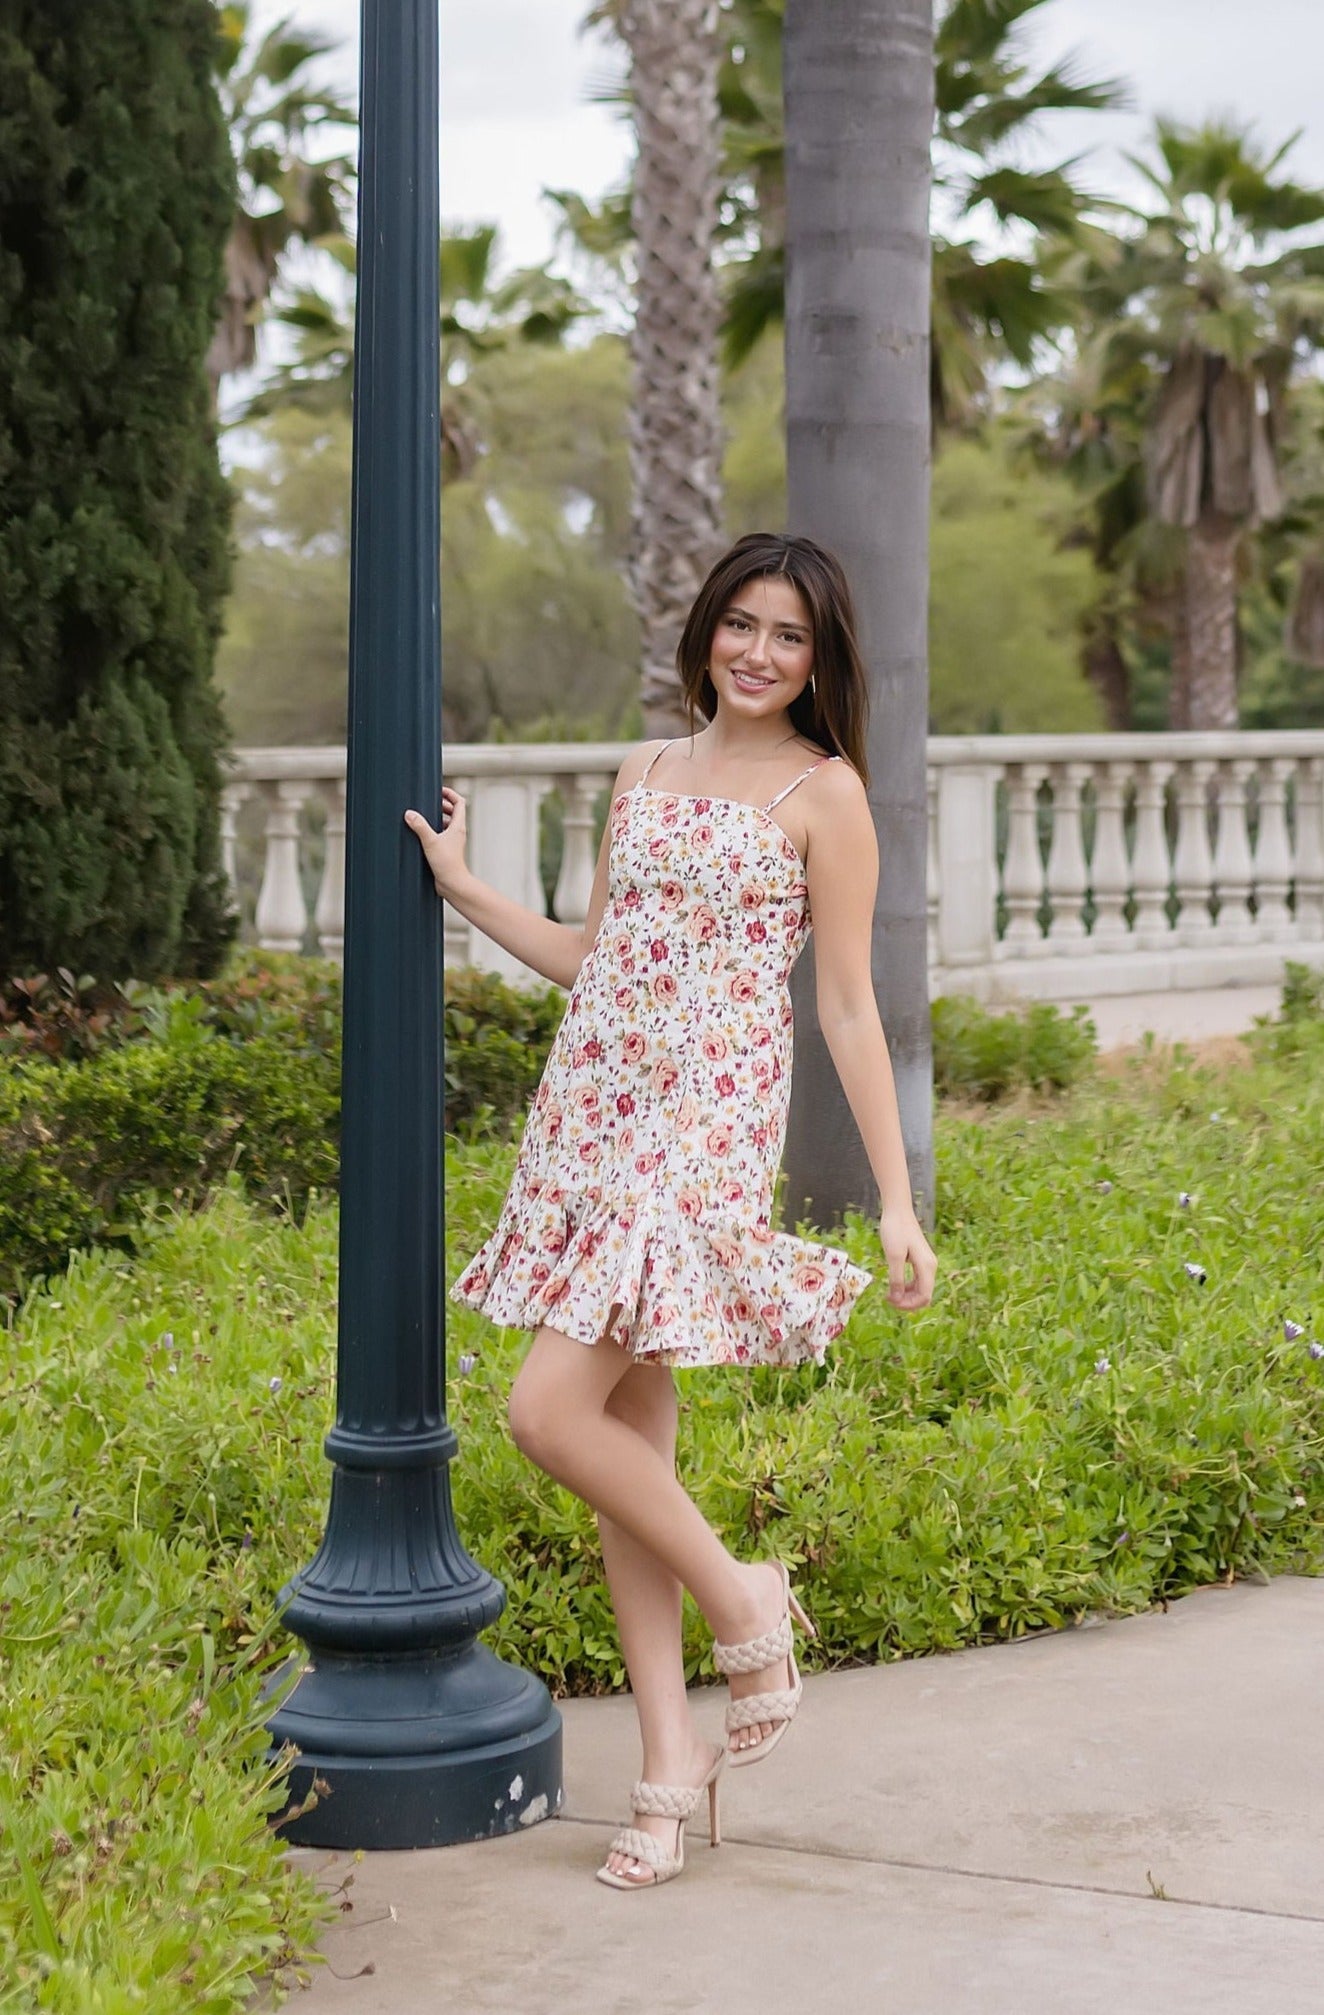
top-left (926, 769), bottom-right (939, 970)
top-left (553, 773), bottom-right (603, 932)
top-left (1294, 755), bottom-right (1324, 936)
top-left (1172, 757), bottom-right (1216, 944)
top-left (254, 780), bottom-right (313, 953)
top-left (1089, 762), bottom-right (1132, 950)
top-left (1209, 758), bottom-right (1255, 945)
top-left (1000, 763), bottom-right (1049, 953)
top-left (1254, 756), bottom-right (1294, 936)
top-left (935, 762), bottom-right (998, 968)
top-left (314, 777), bottom-right (347, 960)
top-left (463, 772), bottom-right (547, 983)
top-left (1043, 760), bottom-right (1090, 945)
top-left (220, 782), bottom-right (251, 916)
top-left (1131, 759), bottom-right (1174, 949)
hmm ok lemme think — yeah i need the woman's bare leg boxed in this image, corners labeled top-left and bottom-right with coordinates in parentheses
top-left (509, 1321), bottom-right (795, 1766)
top-left (597, 1362), bottom-right (715, 1880)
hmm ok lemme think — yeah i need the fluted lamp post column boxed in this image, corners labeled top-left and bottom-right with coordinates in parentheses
top-left (266, 0), bottom-right (562, 1849)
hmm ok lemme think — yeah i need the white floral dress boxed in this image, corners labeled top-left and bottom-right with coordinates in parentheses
top-left (449, 739), bottom-right (875, 1367)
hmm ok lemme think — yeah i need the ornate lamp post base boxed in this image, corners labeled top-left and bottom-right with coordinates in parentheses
top-left (268, 1646), bottom-right (562, 1849)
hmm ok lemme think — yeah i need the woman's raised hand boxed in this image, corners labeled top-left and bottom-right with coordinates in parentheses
top-left (404, 787), bottom-right (468, 898)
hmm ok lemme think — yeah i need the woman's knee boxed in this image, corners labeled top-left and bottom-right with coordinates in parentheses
top-left (507, 1362), bottom-right (558, 1466)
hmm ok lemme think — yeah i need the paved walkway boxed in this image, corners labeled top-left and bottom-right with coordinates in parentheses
top-left (1070, 984), bottom-right (1280, 1051)
top-left (287, 1576), bottom-right (1324, 2015)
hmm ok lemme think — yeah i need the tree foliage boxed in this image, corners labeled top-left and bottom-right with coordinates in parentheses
top-left (0, 1), bottom-right (237, 979)
top-left (220, 338), bottom-right (639, 747)
top-left (208, 3), bottom-right (356, 399)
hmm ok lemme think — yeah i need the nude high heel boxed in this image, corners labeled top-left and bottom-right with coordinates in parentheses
top-left (595, 1743), bottom-right (726, 1890)
top-left (713, 1559), bottom-right (816, 1768)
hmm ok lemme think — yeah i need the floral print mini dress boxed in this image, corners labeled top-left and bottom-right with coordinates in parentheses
top-left (449, 738), bottom-right (874, 1368)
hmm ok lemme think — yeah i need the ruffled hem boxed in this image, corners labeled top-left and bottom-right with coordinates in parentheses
top-left (449, 1179), bottom-right (873, 1368)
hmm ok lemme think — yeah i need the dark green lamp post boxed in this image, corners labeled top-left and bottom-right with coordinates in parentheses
top-left (266, 0), bottom-right (562, 1849)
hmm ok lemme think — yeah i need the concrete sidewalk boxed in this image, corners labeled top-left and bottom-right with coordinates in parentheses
top-left (287, 1576), bottom-right (1324, 2015)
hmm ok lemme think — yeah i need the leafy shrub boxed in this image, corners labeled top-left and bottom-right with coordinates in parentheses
top-left (0, 969), bottom-right (145, 1063)
top-left (932, 992), bottom-right (1096, 1100)
top-left (1278, 959), bottom-right (1324, 1023)
top-left (1247, 959), bottom-right (1324, 1067)
top-left (444, 964), bottom-right (565, 1139)
top-left (0, 1038), bottom-right (339, 1299)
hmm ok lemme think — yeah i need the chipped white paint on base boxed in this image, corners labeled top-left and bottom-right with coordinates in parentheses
top-left (518, 1793), bottom-right (550, 1827)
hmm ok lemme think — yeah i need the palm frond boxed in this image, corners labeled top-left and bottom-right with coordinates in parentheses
top-left (961, 162), bottom-right (1096, 237)
top-left (722, 245), bottom-right (785, 370)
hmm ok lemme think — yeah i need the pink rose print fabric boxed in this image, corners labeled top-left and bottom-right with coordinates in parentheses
top-left (449, 741), bottom-right (874, 1368)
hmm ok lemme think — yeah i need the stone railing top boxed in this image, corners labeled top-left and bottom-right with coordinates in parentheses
top-left (229, 745), bottom-right (348, 783)
top-left (923, 729), bottom-right (1324, 764)
top-left (226, 730), bottom-right (1324, 787)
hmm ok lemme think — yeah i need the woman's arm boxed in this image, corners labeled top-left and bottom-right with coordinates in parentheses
top-left (802, 764), bottom-right (936, 1307)
top-left (405, 741), bottom-right (664, 992)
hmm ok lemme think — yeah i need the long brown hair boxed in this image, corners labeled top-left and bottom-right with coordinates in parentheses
top-left (675, 533), bottom-right (870, 786)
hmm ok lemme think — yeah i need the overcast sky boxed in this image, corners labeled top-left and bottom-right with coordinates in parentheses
top-left (256, 0), bottom-right (1324, 271)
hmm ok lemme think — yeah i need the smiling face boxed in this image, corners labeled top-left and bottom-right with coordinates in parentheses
top-left (708, 574), bottom-right (815, 716)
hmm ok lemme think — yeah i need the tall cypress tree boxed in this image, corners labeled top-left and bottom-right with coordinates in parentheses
top-left (0, 3), bottom-right (236, 979)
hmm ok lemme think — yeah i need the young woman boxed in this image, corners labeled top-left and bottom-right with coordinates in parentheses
top-left (406, 531), bottom-right (937, 1891)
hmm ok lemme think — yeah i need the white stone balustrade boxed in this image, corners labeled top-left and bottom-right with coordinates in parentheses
top-left (225, 733), bottom-right (1324, 999)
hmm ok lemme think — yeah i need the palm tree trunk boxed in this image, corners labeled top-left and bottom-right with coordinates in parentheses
top-left (1166, 584), bottom-right (1192, 730)
top-left (1184, 514), bottom-right (1240, 729)
top-left (781, 0), bottom-right (936, 1230)
top-left (621, 0), bottom-right (725, 736)
top-left (1083, 612), bottom-right (1130, 730)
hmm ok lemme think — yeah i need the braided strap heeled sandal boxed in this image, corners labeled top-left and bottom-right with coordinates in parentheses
top-left (595, 1745), bottom-right (726, 1890)
top-left (713, 1559), bottom-right (816, 1768)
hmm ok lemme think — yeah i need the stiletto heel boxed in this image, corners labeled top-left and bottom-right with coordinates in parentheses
top-left (714, 1559), bottom-right (813, 1768)
top-left (596, 1743), bottom-right (727, 1890)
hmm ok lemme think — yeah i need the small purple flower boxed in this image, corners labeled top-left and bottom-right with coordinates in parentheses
top-left (1309, 1342), bottom-right (1324, 1362)
top-left (1116, 1529), bottom-right (1130, 1545)
top-left (1178, 1192), bottom-right (1193, 1208)
top-left (1184, 1262), bottom-right (1207, 1285)
top-left (458, 1353), bottom-right (477, 1377)
top-left (1094, 1356), bottom-right (1111, 1374)
top-left (1096, 1180), bottom-right (1114, 1194)
top-left (268, 1375), bottom-right (283, 1394)
top-left (1284, 1320), bottom-right (1306, 1341)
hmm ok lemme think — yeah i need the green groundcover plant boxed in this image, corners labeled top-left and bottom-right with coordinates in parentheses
top-left (2, 1002), bottom-right (1322, 2005)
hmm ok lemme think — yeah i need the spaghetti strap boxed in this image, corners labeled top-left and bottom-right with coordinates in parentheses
top-left (762, 754), bottom-right (841, 814)
top-left (637, 738), bottom-right (677, 788)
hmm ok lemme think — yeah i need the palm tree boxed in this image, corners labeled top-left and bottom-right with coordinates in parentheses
top-left (208, 5), bottom-right (357, 404)
top-left (1011, 328), bottom-right (1168, 729)
top-left (243, 227), bottom-right (590, 483)
top-left (717, 0), bottom-right (1123, 428)
top-left (585, 1), bottom-right (727, 735)
top-left (1089, 122), bottom-right (1324, 727)
top-left (781, 0), bottom-right (936, 1229)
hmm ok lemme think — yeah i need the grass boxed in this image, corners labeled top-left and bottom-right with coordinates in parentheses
top-left (2, 1018), bottom-right (1323, 2004)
